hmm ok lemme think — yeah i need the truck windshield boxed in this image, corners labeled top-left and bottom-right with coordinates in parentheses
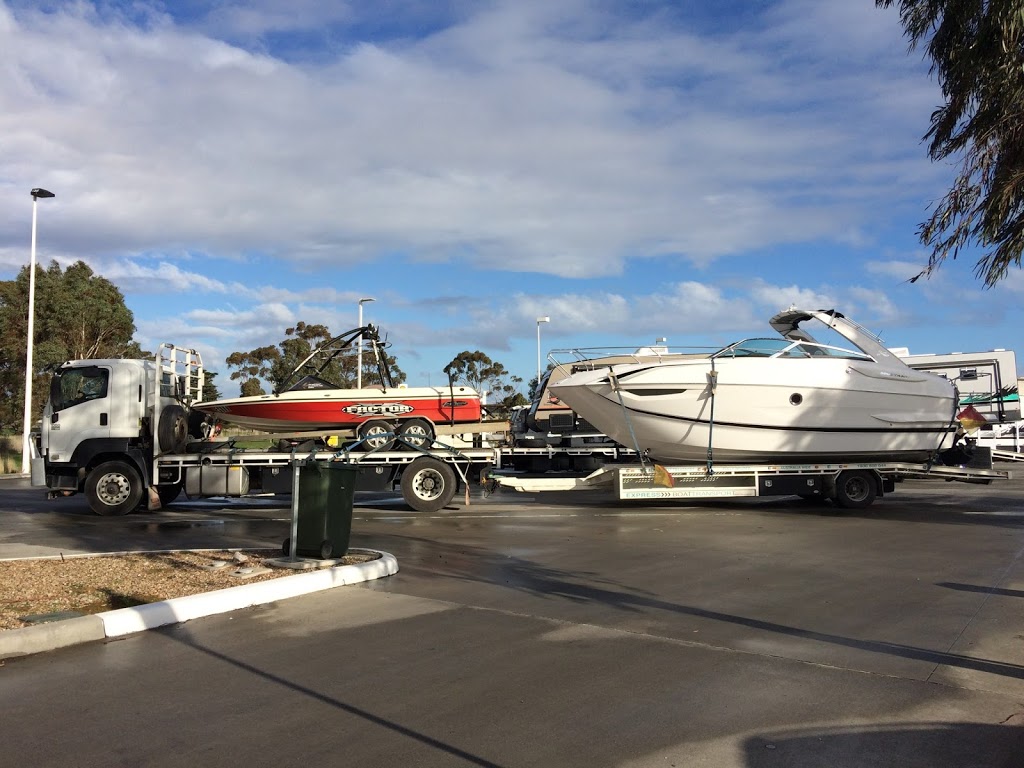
top-left (50, 366), bottom-right (109, 412)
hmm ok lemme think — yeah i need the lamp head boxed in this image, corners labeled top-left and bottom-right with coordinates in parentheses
top-left (537, 316), bottom-right (550, 324)
top-left (30, 188), bottom-right (55, 200)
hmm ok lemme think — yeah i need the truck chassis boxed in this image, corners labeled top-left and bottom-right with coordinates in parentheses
top-left (152, 438), bottom-right (503, 514)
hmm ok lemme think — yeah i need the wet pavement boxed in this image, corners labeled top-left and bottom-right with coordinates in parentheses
top-left (1, 469), bottom-right (1023, 766)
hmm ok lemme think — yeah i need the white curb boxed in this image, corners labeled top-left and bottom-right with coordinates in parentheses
top-left (99, 552), bottom-right (398, 638)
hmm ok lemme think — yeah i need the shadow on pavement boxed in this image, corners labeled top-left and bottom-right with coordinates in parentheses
top-left (742, 722), bottom-right (1024, 768)
top-left (173, 634), bottom-right (507, 768)
top-left (364, 532), bottom-right (1024, 681)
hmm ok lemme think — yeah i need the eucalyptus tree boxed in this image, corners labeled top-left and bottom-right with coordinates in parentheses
top-left (443, 350), bottom-right (527, 418)
top-left (225, 322), bottom-right (406, 397)
top-left (0, 260), bottom-right (141, 431)
top-left (879, 0), bottom-right (1024, 285)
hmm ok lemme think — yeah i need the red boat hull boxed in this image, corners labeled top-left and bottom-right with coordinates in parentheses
top-left (194, 387), bottom-right (482, 432)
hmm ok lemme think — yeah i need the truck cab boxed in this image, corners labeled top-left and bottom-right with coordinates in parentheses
top-left (32, 345), bottom-right (203, 515)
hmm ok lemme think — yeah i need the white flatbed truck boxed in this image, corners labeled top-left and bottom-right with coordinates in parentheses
top-left (30, 343), bottom-right (509, 515)
top-left (484, 459), bottom-right (1010, 509)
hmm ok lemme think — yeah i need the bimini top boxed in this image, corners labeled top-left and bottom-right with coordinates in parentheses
top-left (768, 308), bottom-right (903, 366)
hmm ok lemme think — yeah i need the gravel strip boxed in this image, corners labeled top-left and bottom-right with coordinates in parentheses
top-left (0, 550), bottom-right (378, 631)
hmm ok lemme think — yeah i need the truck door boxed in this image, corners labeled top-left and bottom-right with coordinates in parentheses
top-left (42, 365), bottom-right (112, 462)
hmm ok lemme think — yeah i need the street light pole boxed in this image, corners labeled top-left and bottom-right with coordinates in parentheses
top-left (357, 297), bottom-right (376, 389)
top-left (22, 188), bottom-right (55, 474)
top-left (536, 316), bottom-right (550, 391)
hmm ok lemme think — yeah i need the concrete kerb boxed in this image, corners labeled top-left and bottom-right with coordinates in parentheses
top-left (0, 550), bottom-right (399, 660)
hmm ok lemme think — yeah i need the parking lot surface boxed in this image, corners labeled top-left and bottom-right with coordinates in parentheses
top-left (1, 472), bottom-right (1022, 766)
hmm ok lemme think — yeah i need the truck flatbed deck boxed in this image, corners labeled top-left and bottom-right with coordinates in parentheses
top-left (485, 460), bottom-right (1011, 509)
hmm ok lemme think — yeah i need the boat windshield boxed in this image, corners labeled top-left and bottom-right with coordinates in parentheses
top-left (712, 338), bottom-right (873, 361)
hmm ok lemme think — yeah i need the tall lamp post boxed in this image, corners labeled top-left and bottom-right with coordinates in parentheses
top-left (22, 188), bottom-right (55, 474)
top-left (536, 316), bottom-right (550, 390)
top-left (357, 297), bottom-right (376, 389)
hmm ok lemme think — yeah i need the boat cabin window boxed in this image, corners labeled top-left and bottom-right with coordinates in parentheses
top-left (713, 338), bottom-right (872, 361)
top-left (50, 366), bottom-right (109, 412)
top-left (792, 342), bottom-right (873, 361)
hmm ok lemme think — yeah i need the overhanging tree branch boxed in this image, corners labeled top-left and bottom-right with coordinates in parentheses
top-left (879, 0), bottom-right (1024, 286)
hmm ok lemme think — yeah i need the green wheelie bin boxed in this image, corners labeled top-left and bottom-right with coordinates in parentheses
top-left (284, 460), bottom-right (359, 559)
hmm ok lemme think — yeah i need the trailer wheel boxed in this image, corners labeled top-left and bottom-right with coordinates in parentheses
top-left (833, 470), bottom-right (877, 509)
top-left (357, 420), bottom-right (395, 451)
top-left (396, 418), bottom-right (434, 449)
top-left (158, 405), bottom-right (189, 453)
top-left (86, 461), bottom-right (144, 516)
top-left (401, 457), bottom-right (457, 512)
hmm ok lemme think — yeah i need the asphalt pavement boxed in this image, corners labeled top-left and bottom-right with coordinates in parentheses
top-left (1, 470), bottom-right (1023, 767)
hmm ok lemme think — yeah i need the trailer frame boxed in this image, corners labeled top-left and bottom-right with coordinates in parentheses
top-left (484, 459), bottom-right (1010, 509)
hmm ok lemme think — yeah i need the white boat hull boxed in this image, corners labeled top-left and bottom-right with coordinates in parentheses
top-left (552, 342), bottom-right (958, 464)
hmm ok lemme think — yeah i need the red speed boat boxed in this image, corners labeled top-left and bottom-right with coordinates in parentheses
top-left (192, 326), bottom-right (482, 448)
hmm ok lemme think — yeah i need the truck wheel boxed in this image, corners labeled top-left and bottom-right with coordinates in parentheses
top-left (401, 456), bottom-right (457, 512)
top-left (358, 420), bottom-right (395, 451)
top-left (397, 418), bottom-right (434, 450)
top-left (158, 405), bottom-right (189, 453)
top-left (86, 461), bottom-right (144, 516)
top-left (833, 470), bottom-right (877, 509)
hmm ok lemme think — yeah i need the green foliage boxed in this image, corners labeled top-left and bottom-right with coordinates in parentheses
top-left (0, 260), bottom-right (140, 431)
top-left (444, 350), bottom-right (526, 418)
top-left (224, 324), bottom-right (406, 396)
top-left (879, 0), bottom-right (1024, 285)
top-left (224, 345), bottom-right (280, 397)
top-left (527, 363), bottom-right (556, 401)
top-left (201, 370), bottom-right (223, 402)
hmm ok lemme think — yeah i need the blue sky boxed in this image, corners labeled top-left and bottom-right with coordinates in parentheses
top-left (1, 0), bottom-right (1021, 395)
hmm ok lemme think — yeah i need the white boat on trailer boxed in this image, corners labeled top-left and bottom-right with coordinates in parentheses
top-left (550, 308), bottom-right (960, 465)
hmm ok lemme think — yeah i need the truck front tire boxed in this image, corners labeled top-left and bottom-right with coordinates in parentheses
top-left (86, 461), bottom-right (144, 516)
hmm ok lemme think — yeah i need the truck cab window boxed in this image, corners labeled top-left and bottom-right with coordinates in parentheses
top-left (51, 367), bottom-right (109, 412)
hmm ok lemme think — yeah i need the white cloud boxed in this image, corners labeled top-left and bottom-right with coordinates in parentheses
top-left (846, 286), bottom-right (906, 329)
top-left (0, 0), bottom-right (946, 281)
top-left (98, 260), bottom-right (241, 294)
top-left (5, 1), bottom-right (1012, 386)
top-left (865, 258), bottom-right (928, 282)
top-left (746, 280), bottom-right (836, 314)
